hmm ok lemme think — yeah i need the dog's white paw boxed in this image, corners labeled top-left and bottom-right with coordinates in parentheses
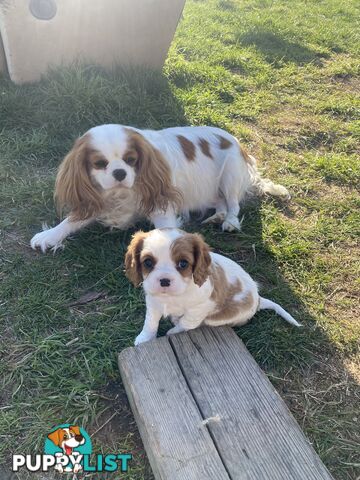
top-left (166, 325), bottom-right (186, 336)
top-left (222, 216), bottom-right (241, 232)
top-left (202, 212), bottom-right (226, 225)
top-left (30, 224), bottom-right (64, 253)
top-left (134, 330), bottom-right (156, 346)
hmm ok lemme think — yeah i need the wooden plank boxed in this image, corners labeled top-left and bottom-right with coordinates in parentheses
top-left (169, 327), bottom-right (333, 480)
top-left (118, 335), bottom-right (230, 480)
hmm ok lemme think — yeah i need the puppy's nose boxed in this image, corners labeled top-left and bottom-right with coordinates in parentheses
top-left (160, 278), bottom-right (171, 287)
top-left (75, 434), bottom-right (83, 442)
top-left (113, 169), bottom-right (127, 182)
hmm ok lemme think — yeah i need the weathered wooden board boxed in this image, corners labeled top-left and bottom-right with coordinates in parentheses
top-left (119, 326), bottom-right (333, 480)
top-left (118, 335), bottom-right (230, 480)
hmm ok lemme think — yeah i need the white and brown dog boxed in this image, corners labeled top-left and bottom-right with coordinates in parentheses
top-left (31, 125), bottom-right (289, 252)
top-left (125, 229), bottom-right (301, 345)
top-left (47, 425), bottom-right (85, 473)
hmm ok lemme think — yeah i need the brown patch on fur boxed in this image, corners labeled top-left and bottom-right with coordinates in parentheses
top-left (125, 231), bottom-right (150, 287)
top-left (55, 135), bottom-right (104, 221)
top-left (139, 252), bottom-right (157, 278)
top-left (216, 134), bottom-right (232, 150)
top-left (198, 138), bottom-right (213, 159)
top-left (122, 148), bottom-right (138, 167)
top-left (177, 135), bottom-right (196, 161)
top-left (170, 236), bottom-right (195, 279)
top-left (239, 144), bottom-right (252, 165)
top-left (126, 130), bottom-right (183, 215)
top-left (207, 264), bottom-right (253, 321)
top-left (171, 233), bottom-right (211, 286)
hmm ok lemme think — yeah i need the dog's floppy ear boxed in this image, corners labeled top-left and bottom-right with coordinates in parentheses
top-left (125, 231), bottom-right (149, 287)
top-left (126, 130), bottom-right (182, 215)
top-left (191, 233), bottom-right (211, 287)
top-left (69, 425), bottom-right (81, 436)
top-left (55, 135), bottom-right (104, 221)
top-left (47, 428), bottom-right (64, 446)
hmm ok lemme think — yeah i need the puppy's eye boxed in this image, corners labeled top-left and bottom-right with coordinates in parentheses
top-left (125, 156), bottom-right (136, 166)
top-left (177, 259), bottom-right (189, 270)
top-left (94, 159), bottom-right (108, 169)
top-left (143, 258), bottom-right (154, 269)
top-left (63, 434), bottom-right (68, 440)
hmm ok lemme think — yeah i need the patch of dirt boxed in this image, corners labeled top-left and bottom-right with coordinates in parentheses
top-left (92, 381), bottom-right (140, 446)
top-left (1, 230), bottom-right (34, 259)
top-left (272, 352), bottom-right (360, 478)
top-left (90, 380), bottom-right (153, 478)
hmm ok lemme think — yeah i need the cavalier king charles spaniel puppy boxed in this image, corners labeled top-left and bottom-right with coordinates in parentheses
top-left (31, 124), bottom-right (290, 252)
top-left (125, 228), bottom-right (301, 345)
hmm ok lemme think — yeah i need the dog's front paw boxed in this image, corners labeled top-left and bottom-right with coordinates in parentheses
top-left (222, 214), bottom-right (243, 232)
top-left (166, 325), bottom-right (186, 336)
top-left (202, 212), bottom-right (226, 225)
top-left (30, 225), bottom-right (64, 253)
top-left (134, 330), bottom-right (156, 346)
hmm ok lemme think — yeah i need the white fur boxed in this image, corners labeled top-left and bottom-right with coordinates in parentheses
top-left (31, 125), bottom-right (289, 252)
top-left (133, 229), bottom-right (301, 345)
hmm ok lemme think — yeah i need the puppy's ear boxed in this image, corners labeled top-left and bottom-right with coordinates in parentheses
top-left (125, 231), bottom-right (148, 287)
top-left (69, 426), bottom-right (81, 436)
top-left (55, 135), bottom-right (104, 221)
top-left (127, 130), bottom-right (182, 215)
top-left (47, 428), bottom-right (63, 446)
top-left (191, 233), bottom-right (211, 287)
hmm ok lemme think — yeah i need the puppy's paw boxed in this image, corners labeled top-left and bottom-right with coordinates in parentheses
top-left (166, 325), bottom-right (186, 336)
top-left (30, 224), bottom-right (64, 253)
top-left (134, 330), bottom-right (156, 346)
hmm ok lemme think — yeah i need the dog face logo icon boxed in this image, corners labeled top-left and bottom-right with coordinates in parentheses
top-left (45, 424), bottom-right (91, 474)
top-left (48, 426), bottom-right (85, 456)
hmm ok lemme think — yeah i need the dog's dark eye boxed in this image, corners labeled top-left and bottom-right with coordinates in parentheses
top-left (178, 259), bottom-right (189, 270)
top-left (125, 156), bottom-right (136, 166)
top-left (63, 434), bottom-right (68, 440)
top-left (94, 159), bottom-right (108, 169)
top-left (143, 258), bottom-right (154, 269)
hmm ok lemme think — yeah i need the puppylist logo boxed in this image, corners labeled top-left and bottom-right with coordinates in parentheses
top-left (12, 424), bottom-right (132, 474)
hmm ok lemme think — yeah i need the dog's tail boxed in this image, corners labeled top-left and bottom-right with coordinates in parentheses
top-left (241, 148), bottom-right (291, 200)
top-left (258, 297), bottom-right (302, 327)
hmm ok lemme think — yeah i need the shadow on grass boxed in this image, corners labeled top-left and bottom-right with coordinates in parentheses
top-left (0, 63), bottom-right (188, 168)
top-left (237, 29), bottom-right (327, 66)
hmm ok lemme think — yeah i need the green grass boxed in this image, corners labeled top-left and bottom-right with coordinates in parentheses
top-left (1, 0), bottom-right (359, 478)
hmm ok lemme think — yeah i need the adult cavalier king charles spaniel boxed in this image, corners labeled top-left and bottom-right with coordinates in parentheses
top-left (31, 124), bottom-right (289, 252)
top-left (125, 229), bottom-right (301, 345)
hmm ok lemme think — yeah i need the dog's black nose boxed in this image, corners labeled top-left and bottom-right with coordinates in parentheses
top-left (113, 169), bottom-right (127, 182)
top-left (75, 434), bottom-right (83, 442)
top-left (160, 278), bottom-right (171, 287)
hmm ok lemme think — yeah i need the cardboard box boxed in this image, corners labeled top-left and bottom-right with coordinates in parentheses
top-left (0, 0), bottom-right (185, 84)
